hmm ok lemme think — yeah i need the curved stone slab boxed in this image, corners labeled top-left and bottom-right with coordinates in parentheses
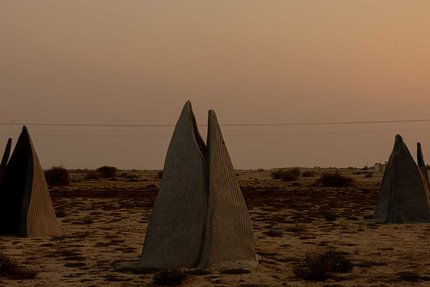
top-left (417, 142), bottom-right (429, 184)
top-left (0, 138), bottom-right (12, 187)
top-left (140, 101), bottom-right (207, 268)
top-left (373, 135), bottom-right (430, 223)
top-left (199, 110), bottom-right (257, 268)
top-left (0, 127), bottom-right (61, 237)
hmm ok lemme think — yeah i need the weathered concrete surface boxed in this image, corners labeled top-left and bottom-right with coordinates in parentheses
top-left (0, 138), bottom-right (12, 187)
top-left (140, 101), bottom-right (207, 268)
top-left (141, 102), bottom-right (257, 269)
top-left (373, 135), bottom-right (430, 223)
top-left (199, 110), bottom-right (257, 268)
top-left (417, 142), bottom-right (429, 184)
top-left (0, 127), bottom-right (61, 237)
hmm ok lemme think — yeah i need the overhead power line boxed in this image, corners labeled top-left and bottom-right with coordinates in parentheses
top-left (1, 118), bottom-right (430, 127)
top-left (1, 127), bottom-right (430, 138)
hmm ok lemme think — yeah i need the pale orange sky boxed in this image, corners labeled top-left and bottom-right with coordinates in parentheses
top-left (1, 1), bottom-right (430, 169)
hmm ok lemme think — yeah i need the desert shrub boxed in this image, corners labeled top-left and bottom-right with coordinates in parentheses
top-left (315, 172), bottom-right (354, 187)
top-left (263, 229), bottom-right (283, 237)
top-left (271, 168), bottom-right (301, 181)
top-left (286, 224), bottom-right (307, 233)
top-left (153, 269), bottom-right (187, 285)
top-left (0, 252), bottom-right (37, 279)
top-left (220, 268), bottom-right (251, 274)
top-left (302, 170), bottom-right (317, 177)
top-left (319, 209), bottom-right (337, 221)
top-left (293, 250), bottom-right (353, 281)
top-left (55, 208), bottom-right (66, 218)
top-left (96, 166), bottom-right (118, 179)
top-left (44, 166), bottom-right (70, 186)
top-left (85, 170), bottom-right (101, 180)
top-left (364, 171), bottom-right (373, 178)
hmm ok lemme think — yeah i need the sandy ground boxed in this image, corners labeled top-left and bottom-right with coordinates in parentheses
top-left (0, 168), bottom-right (429, 286)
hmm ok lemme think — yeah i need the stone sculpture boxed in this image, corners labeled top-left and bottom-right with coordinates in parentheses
top-left (140, 102), bottom-right (207, 269)
top-left (417, 142), bottom-right (429, 184)
top-left (373, 135), bottom-right (430, 223)
top-left (0, 127), bottom-right (61, 237)
top-left (0, 138), bottom-right (12, 187)
top-left (140, 101), bottom-right (257, 269)
top-left (199, 111), bottom-right (257, 268)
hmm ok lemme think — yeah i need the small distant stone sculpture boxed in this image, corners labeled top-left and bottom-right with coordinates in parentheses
top-left (373, 135), bottom-right (430, 223)
top-left (0, 138), bottom-right (12, 187)
top-left (140, 101), bottom-right (257, 269)
top-left (417, 142), bottom-right (429, 184)
top-left (0, 127), bottom-right (61, 237)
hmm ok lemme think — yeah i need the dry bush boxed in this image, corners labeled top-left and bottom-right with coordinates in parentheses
top-left (302, 170), bottom-right (317, 177)
top-left (263, 229), bottom-right (284, 237)
top-left (293, 250), bottom-right (353, 281)
top-left (85, 170), bottom-right (101, 180)
top-left (44, 166), bottom-right (70, 186)
top-left (364, 171), bottom-right (373, 178)
top-left (315, 172), bottom-right (354, 187)
top-left (318, 208), bottom-right (338, 221)
top-left (271, 168), bottom-right (301, 181)
top-left (96, 166), bottom-right (118, 179)
top-left (286, 224), bottom-right (307, 233)
top-left (153, 269), bottom-right (187, 285)
top-left (0, 253), bottom-right (37, 280)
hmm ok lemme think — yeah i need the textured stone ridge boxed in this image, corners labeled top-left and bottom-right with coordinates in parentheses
top-left (0, 138), bottom-right (12, 187)
top-left (140, 101), bottom-right (207, 268)
top-left (199, 110), bottom-right (257, 268)
top-left (140, 102), bottom-right (257, 269)
top-left (373, 135), bottom-right (430, 223)
top-left (417, 142), bottom-right (429, 184)
top-left (0, 126), bottom-right (61, 237)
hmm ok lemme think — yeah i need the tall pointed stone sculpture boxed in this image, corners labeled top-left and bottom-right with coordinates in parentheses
top-left (417, 142), bottom-right (429, 184)
top-left (199, 111), bottom-right (256, 268)
top-left (140, 101), bottom-right (257, 269)
top-left (0, 138), bottom-right (12, 187)
top-left (0, 127), bottom-right (61, 237)
top-left (373, 135), bottom-right (430, 223)
top-left (140, 102), bottom-right (207, 269)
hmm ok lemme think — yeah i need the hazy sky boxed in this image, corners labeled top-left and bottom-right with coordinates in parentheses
top-left (1, 1), bottom-right (430, 169)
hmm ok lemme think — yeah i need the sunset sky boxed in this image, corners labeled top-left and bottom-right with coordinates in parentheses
top-left (1, 1), bottom-right (430, 169)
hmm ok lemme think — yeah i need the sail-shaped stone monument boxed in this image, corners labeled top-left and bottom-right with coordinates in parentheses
top-left (417, 142), bottom-right (429, 184)
top-left (373, 135), bottom-right (430, 223)
top-left (140, 101), bottom-right (257, 269)
top-left (0, 138), bottom-right (12, 187)
top-left (0, 127), bottom-right (61, 237)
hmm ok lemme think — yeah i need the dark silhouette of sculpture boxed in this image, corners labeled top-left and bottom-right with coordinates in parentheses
top-left (0, 138), bottom-right (12, 187)
top-left (0, 127), bottom-right (61, 237)
top-left (417, 142), bottom-right (429, 184)
top-left (140, 101), bottom-right (257, 269)
top-left (373, 135), bottom-right (430, 223)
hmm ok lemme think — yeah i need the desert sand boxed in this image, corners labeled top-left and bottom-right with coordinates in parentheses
top-left (0, 168), bottom-right (429, 286)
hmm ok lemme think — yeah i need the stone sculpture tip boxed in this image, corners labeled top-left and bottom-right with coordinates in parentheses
top-left (208, 110), bottom-right (217, 121)
top-left (417, 142), bottom-right (425, 167)
top-left (6, 138), bottom-right (12, 151)
top-left (395, 134), bottom-right (403, 143)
